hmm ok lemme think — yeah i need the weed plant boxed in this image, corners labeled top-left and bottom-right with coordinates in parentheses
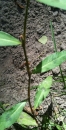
top-left (0, 0), bottom-right (66, 130)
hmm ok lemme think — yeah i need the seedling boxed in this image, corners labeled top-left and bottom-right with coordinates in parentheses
top-left (0, 0), bottom-right (66, 130)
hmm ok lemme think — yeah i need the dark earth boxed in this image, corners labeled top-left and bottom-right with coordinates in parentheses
top-left (0, 0), bottom-right (66, 129)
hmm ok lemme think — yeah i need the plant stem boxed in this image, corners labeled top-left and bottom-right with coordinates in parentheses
top-left (22, 0), bottom-right (30, 76)
top-left (59, 66), bottom-right (66, 88)
top-left (21, 0), bottom-right (38, 124)
top-left (50, 21), bottom-right (66, 89)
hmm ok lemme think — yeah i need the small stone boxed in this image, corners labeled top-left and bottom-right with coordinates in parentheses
top-left (52, 67), bottom-right (60, 76)
top-left (53, 11), bottom-right (58, 17)
top-left (60, 43), bottom-right (66, 50)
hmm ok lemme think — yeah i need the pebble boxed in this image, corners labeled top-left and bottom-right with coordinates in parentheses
top-left (52, 67), bottom-right (60, 76)
top-left (53, 11), bottom-right (58, 17)
top-left (60, 43), bottom-right (66, 50)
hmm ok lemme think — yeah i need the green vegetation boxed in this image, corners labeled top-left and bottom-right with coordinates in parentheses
top-left (0, 0), bottom-right (66, 130)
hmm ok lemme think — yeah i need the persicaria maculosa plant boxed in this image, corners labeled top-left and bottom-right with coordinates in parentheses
top-left (0, 0), bottom-right (66, 129)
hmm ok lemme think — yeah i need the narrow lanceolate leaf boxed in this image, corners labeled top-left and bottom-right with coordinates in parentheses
top-left (37, 0), bottom-right (66, 10)
top-left (31, 76), bottom-right (52, 90)
top-left (17, 112), bottom-right (38, 127)
top-left (0, 31), bottom-right (21, 46)
top-left (34, 76), bottom-right (52, 109)
top-left (34, 88), bottom-right (50, 109)
top-left (0, 102), bottom-right (26, 130)
top-left (32, 51), bottom-right (66, 74)
top-left (38, 36), bottom-right (47, 44)
top-left (37, 76), bottom-right (52, 90)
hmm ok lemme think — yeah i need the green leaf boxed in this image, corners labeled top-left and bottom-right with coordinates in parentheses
top-left (17, 112), bottom-right (38, 127)
top-left (0, 121), bottom-right (5, 130)
top-left (37, 0), bottom-right (66, 10)
top-left (34, 88), bottom-right (50, 109)
top-left (37, 76), bottom-right (52, 90)
top-left (31, 76), bottom-right (52, 90)
top-left (0, 31), bottom-right (21, 46)
top-left (38, 36), bottom-right (47, 44)
top-left (32, 51), bottom-right (66, 74)
top-left (55, 124), bottom-right (62, 130)
top-left (0, 102), bottom-right (26, 130)
top-left (34, 76), bottom-right (52, 109)
top-left (63, 122), bottom-right (66, 130)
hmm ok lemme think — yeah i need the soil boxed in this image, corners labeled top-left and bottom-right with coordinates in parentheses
top-left (0, 0), bottom-right (66, 129)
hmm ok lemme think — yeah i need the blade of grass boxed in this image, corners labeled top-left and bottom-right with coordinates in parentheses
top-left (50, 21), bottom-right (66, 89)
